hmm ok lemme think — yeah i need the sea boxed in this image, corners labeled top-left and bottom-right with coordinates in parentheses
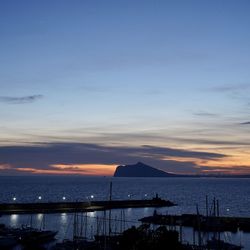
top-left (1, 176), bottom-right (250, 249)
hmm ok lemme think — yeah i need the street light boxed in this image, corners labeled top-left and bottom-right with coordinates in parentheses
top-left (38, 196), bottom-right (42, 200)
top-left (13, 197), bottom-right (16, 201)
top-left (62, 196), bottom-right (66, 200)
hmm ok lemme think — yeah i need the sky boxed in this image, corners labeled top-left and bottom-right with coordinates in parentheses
top-left (0, 0), bottom-right (250, 176)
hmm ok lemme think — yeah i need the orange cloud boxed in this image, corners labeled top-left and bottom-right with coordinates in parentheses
top-left (16, 164), bottom-right (117, 176)
top-left (0, 164), bottom-right (11, 170)
top-left (163, 153), bottom-right (250, 175)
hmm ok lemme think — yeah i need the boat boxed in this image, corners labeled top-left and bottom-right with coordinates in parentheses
top-left (19, 229), bottom-right (58, 245)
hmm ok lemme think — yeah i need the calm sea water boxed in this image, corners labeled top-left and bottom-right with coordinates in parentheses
top-left (0, 176), bottom-right (250, 248)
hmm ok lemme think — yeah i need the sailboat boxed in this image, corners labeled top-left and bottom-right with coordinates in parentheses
top-left (18, 215), bottom-right (57, 246)
top-left (204, 198), bottom-right (243, 250)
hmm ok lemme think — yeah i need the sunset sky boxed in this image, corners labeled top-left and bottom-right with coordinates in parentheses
top-left (1, 0), bottom-right (250, 175)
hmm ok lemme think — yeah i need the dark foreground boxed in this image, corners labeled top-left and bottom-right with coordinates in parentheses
top-left (0, 222), bottom-right (243, 250)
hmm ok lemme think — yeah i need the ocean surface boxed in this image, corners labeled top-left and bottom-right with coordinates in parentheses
top-left (0, 176), bottom-right (250, 248)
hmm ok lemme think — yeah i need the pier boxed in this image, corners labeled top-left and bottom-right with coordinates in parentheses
top-left (0, 196), bottom-right (175, 214)
top-left (139, 213), bottom-right (250, 232)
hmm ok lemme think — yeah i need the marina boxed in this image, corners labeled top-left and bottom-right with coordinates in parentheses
top-left (140, 213), bottom-right (250, 233)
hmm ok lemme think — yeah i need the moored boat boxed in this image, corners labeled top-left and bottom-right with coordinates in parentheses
top-left (19, 229), bottom-right (57, 245)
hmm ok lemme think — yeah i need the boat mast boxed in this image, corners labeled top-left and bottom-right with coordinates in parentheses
top-left (109, 181), bottom-right (112, 236)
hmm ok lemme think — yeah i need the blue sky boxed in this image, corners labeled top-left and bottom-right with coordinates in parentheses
top-left (0, 0), bottom-right (250, 175)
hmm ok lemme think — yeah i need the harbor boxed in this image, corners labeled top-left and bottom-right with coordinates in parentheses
top-left (140, 213), bottom-right (250, 233)
top-left (140, 197), bottom-right (250, 232)
top-left (1, 178), bottom-right (250, 249)
top-left (0, 212), bottom-right (245, 250)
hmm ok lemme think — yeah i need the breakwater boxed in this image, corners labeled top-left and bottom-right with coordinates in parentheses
top-left (0, 197), bottom-right (175, 214)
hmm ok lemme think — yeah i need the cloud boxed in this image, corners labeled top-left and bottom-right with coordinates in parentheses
top-left (0, 142), bottom-right (227, 175)
top-left (210, 84), bottom-right (250, 93)
top-left (193, 112), bottom-right (218, 117)
top-left (240, 121), bottom-right (250, 125)
top-left (200, 165), bottom-right (250, 175)
top-left (167, 137), bottom-right (250, 146)
top-left (139, 145), bottom-right (225, 159)
top-left (0, 95), bottom-right (43, 104)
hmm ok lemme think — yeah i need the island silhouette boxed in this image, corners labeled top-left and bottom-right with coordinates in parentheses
top-left (114, 162), bottom-right (176, 177)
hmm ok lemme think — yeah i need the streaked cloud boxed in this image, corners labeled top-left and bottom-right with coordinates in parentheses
top-left (193, 112), bottom-right (219, 117)
top-left (0, 164), bottom-right (11, 170)
top-left (240, 121), bottom-right (250, 125)
top-left (210, 84), bottom-right (250, 93)
top-left (0, 95), bottom-right (43, 104)
top-left (0, 142), bottom-right (228, 175)
top-left (200, 166), bottom-right (250, 175)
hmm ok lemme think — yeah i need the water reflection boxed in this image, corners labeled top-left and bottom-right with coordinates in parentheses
top-left (37, 213), bottom-right (43, 221)
top-left (61, 213), bottom-right (68, 224)
top-left (10, 214), bottom-right (18, 227)
top-left (88, 211), bottom-right (96, 218)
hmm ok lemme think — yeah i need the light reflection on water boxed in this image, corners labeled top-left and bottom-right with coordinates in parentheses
top-left (37, 213), bottom-right (43, 221)
top-left (10, 214), bottom-right (18, 227)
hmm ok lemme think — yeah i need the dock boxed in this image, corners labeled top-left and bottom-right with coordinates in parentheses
top-left (139, 213), bottom-right (250, 232)
top-left (0, 197), bottom-right (175, 215)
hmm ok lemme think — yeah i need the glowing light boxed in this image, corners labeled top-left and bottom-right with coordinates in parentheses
top-left (38, 196), bottom-right (42, 200)
top-left (62, 196), bottom-right (66, 200)
top-left (13, 197), bottom-right (16, 201)
top-left (90, 195), bottom-right (94, 199)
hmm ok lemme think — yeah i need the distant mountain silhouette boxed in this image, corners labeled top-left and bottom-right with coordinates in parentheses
top-left (114, 162), bottom-right (176, 177)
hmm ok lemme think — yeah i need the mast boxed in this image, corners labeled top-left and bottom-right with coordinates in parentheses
top-left (206, 195), bottom-right (208, 217)
top-left (216, 200), bottom-right (219, 217)
top-left (73, 212), bottom-right (76, 239)
top-left (196, 204), bottom-right (202, 247)
top-left (109, 182), bottom-right (113, 201)
top-left (213, 197), bottom-right (216, 217)
top-left (80, 212), bottom-right (83, 237)
top-left (109, 181), bottom-right (112, 236)
top-left (217, 200), bottom-right (220, 241)
top-left (84, 213), bottom-right (88, 239)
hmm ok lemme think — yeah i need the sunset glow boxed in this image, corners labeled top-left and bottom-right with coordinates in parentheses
top-left (13, 164), bottom-right (117, 176)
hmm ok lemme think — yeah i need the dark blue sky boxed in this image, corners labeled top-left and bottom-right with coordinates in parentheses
top-left (0, 0), bottom-right (250, 175)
